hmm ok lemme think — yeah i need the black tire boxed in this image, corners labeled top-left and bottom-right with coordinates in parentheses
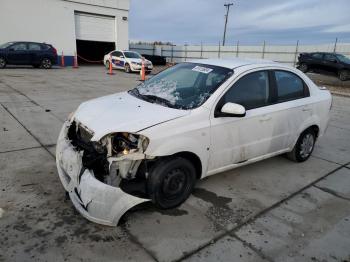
top-left (41, 58), bottom-right (52, 69)
top-left (299, 63), bottom-right (308, 73)
top-left (147, 157), bottom-right (196, 209)
top-left (286, 128), bottom-right (316, 162)
top-left (124, 63), bottom-right (131, 73)
top-left (339, 70), bottom-right (349, 81)
top-left (105, 61), bottom-right (110, 69)
top-left (0, 57), bottom-right (6, 68)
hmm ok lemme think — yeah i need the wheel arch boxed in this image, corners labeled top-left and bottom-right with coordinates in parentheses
top-left (170, 151), bottom-right (203, 179)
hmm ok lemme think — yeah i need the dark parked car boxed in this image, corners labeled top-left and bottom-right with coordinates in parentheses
top-left (297, 52), bottom-right (350, 81)
top-left (142, 54), bottom-right (167, 65)
top-left (0, 41), bottom-right (57, 69)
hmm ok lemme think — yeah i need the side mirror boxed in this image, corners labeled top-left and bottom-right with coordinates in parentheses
top-left (218, 102), bottom-right (246, 117)
top-left (120, 55), bottom-right (124, 58)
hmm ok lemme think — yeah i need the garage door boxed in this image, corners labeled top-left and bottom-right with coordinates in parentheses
top-left (75, 12), bottom-right (116, 42)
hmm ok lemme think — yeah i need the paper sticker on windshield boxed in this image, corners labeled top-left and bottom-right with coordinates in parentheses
top-left (192, 66), bottom-right (213, 74)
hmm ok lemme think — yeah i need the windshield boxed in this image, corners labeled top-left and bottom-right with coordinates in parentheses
top-left (0, 42), bottom-right (14, 49)
top-left (124, 52), bottom-right (142, 59)
top-left (336, 54), bottom-right (350, 64)
top-left (129, 63), bottom-right (233, 109)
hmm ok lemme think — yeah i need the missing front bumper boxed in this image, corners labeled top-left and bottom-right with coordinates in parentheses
top-left (56, 122), bottom-right (149, 226)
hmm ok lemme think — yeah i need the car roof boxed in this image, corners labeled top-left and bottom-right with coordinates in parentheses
top-left (187, 58), bottom-right (277, 69)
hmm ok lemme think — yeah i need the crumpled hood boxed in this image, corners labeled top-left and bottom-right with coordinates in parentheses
top-left (73, 92), bottom-right (189, 141)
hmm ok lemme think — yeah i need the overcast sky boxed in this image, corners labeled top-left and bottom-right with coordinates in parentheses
top-left (129, 0), bottom-right (350, 45)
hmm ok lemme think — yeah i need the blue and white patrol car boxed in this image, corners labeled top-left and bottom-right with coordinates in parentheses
top-left (103, 50), bottom-right (153, 73)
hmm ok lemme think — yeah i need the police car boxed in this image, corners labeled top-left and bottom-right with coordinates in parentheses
top-left (103, 50), bottom-right (153, 73)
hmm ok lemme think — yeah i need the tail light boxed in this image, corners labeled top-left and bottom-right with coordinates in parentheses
top-left (52, 47), bottom-right (57, 55)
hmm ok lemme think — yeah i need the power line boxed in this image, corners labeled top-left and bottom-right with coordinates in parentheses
top-left (223, 3), bottom-right (234, 46)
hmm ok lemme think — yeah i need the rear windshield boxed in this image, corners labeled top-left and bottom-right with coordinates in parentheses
top-left (129, 63), bottom-right (233, 109)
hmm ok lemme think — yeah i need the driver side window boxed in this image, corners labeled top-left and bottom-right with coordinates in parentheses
top-left (220, 71), bottom-right (270, 110)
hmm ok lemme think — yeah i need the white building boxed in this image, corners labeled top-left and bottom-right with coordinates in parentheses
top-left (0, 0), bottom-right (130, 65)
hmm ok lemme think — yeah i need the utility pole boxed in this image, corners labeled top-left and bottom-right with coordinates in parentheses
top-left (222, 3), bottom-right (234, 46)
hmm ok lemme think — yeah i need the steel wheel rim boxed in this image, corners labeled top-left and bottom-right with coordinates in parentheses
top-left (300, 133), bottom-right (314, 158)
top-left (125, 64), bottom-right (130, 72)
top-left (0, 58), bottom-right (5, 67)
top-left (161, 168), bottom-right (187, 200)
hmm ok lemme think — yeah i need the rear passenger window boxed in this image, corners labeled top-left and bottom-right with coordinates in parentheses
top-left (221, 71), bottom-right (270, 110)
top-left (275, 71), bottom-right (306, 102)
top-left (28, 43), bottom-right (41, 51)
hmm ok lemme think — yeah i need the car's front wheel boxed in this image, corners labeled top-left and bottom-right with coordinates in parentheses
top-left (147, 157), bottom-right (196, 209)
top-left (339, 70), bottom-right (349, 81)
top-left (287, 128), bottom-right (316, 162)
top-left (105, 61), bottom-right (110, 69)
top-left (0, 57), bottom-right (6, 69)
top-left (124, 63), bottom-right (131, 73)
top-left (41, 58), bottom-right (52, 69)
top-left (299, 63), bottom-right (308, 73)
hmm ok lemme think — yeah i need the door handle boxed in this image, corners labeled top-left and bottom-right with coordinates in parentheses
top-left (259, 115), bottom-right (271, 122)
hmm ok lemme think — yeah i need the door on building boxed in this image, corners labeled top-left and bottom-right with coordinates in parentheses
top-left (74, 12), bottom-right (116, 64)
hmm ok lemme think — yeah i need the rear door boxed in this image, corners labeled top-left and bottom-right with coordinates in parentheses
top-left (7, 43), bottom-right (31, 65)
top-left (323, 53), bottom-right (341, 74)
top-left (270, 70), bottom-right (312, 149)
top-left (27, 43), bottom-right (43, 65)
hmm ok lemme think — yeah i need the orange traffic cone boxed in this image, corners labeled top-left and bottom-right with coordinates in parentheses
top-left (140, 57), bottom-right (146, 81)
top-left (107, 54), bottom-right (114, 75)
top-left (73, 52), bottom-right (79, 68)
top-left (61, 51), bottom-right (65, 67)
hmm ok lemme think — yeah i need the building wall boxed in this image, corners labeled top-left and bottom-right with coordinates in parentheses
top-left (0, 0), bottom-right (129, 63)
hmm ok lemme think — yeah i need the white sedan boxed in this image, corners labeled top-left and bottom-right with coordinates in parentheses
top-left (56, 58), bottom-right (331, 226)
top-left (103, 50), bottom-right (153, 73)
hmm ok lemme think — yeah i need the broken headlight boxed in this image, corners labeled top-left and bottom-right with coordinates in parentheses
top-left (109, 133), bottom-right (149, 156)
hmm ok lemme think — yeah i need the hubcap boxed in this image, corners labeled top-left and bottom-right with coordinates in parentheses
top-left (162, 168), bottom-right (187, 200)
top-left (0, 58), bottom-right (5, 67)
top-left (300, 133), bottom-right (314, 158)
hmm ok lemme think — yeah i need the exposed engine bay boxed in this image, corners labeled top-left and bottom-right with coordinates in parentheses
top-left (67, 121), bottom-right (155, 198)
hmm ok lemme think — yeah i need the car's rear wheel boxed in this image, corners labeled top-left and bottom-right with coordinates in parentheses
top-left (41, 58), bottom-right (52, 69)
top-left (339, 70), bottom-right (349, 81)
top-left (287, 128), bottom-right (316, 162)
top-left (147, 157), bottom-right (196, 209)
top-left (124, 63), bottom-right (131, 73)
top-left (299, 63), bottom-right (308, 73)
top-left (0, 57), bottom-right (6, 69)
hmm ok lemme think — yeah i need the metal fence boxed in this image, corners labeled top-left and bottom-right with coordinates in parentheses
top-left (130, 41), bottom-right (350, 66)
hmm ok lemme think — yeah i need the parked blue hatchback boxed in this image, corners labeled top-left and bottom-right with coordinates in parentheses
top-left (0, 41), bottom-right (58, 69)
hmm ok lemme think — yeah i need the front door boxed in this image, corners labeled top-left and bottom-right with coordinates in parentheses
top-left (208, 70), bottom-right (280, 172)
top-left (7, 43), bottom-right (31, 65)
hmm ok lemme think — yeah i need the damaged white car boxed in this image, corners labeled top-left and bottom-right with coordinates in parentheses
top-left (56, 59), bottom-right (331, 226)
